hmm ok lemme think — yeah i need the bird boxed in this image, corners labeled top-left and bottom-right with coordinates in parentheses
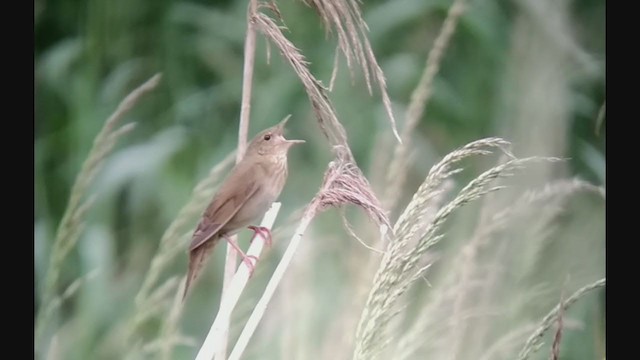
top-left (183, 116), bottom-right (304, 300)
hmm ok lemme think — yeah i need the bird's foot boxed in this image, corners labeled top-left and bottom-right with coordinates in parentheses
top-left (248, 226), bottom-right (273, 247)
top-left (224, 235), bottom-right (259, 277)
top-left (240, 254), bottom-right (259, 277)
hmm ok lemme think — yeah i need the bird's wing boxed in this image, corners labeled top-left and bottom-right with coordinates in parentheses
top-left (188, 165), bottom-right (260, 251)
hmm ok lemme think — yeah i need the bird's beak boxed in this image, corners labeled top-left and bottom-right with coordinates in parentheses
top-left (277, 114), bottom-right (292, 132)
top-left (285, 139), bottom-right (305, 145)
top-left (276, 115), bottom-right (304, 145)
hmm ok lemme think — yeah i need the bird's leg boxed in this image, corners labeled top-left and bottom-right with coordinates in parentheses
top-left (248, 226), bottom-right (273, 247)
top-left (222, 234), bottom-right (258, 276)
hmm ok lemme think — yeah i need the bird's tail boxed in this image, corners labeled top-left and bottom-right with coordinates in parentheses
top-left (183, 238), bottom-right (217, 301)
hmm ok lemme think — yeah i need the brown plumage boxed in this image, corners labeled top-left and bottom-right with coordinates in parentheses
top-left (183, 117), bottom-right (304, 299)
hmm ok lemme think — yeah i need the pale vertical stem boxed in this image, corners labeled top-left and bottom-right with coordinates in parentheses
top-left (218, 248), bottom-right (238, 360)
top-left (196, 203), bottom-right (282, 360)
top-left (227, 209), bottom-right (316, 360)
top-left (217, 1), bottom-right (258, 359)
top-left (237, 0), bottom-right (257, 161)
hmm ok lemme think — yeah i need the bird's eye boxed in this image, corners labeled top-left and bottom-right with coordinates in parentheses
top-left (263, 134), bottom-right (271, 141)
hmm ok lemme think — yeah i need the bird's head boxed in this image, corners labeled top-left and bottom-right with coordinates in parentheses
top-left (246, 115), bottom-right (305, 159)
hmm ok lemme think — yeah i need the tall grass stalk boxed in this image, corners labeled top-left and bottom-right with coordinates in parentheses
top-left (252, 0), bottom-right (399, 158)
top-left (353, 136), bottom-right (560, 359)
top-left (383, 0), bottom-right (468, 212)
top-left (196, 203), bottom-right (281, 360)
top-left (302, 0), bottom-right (401, 142)
top-left (227, 208), bottom-right (317, 360)
top-left (35, 73), bottom-right (162, 351)
top-left (217, 1), bottom-right (259, 357)
top-left (516, 278), bottom-right (606, 360)
top-left (391, 178), bottom-right (604, 360)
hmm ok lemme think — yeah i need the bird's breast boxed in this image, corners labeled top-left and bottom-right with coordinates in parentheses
top-left (225, 159), bottom-right (288, 231)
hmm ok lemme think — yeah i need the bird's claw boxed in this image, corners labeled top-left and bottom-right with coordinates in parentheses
top-left (248, 226), bottom-right (273, 247)
top-left (241, 255), bottom-right (259, 277)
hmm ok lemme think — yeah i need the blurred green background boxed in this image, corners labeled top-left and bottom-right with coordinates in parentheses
top-left (35, 0), bottom-right (605, 359)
